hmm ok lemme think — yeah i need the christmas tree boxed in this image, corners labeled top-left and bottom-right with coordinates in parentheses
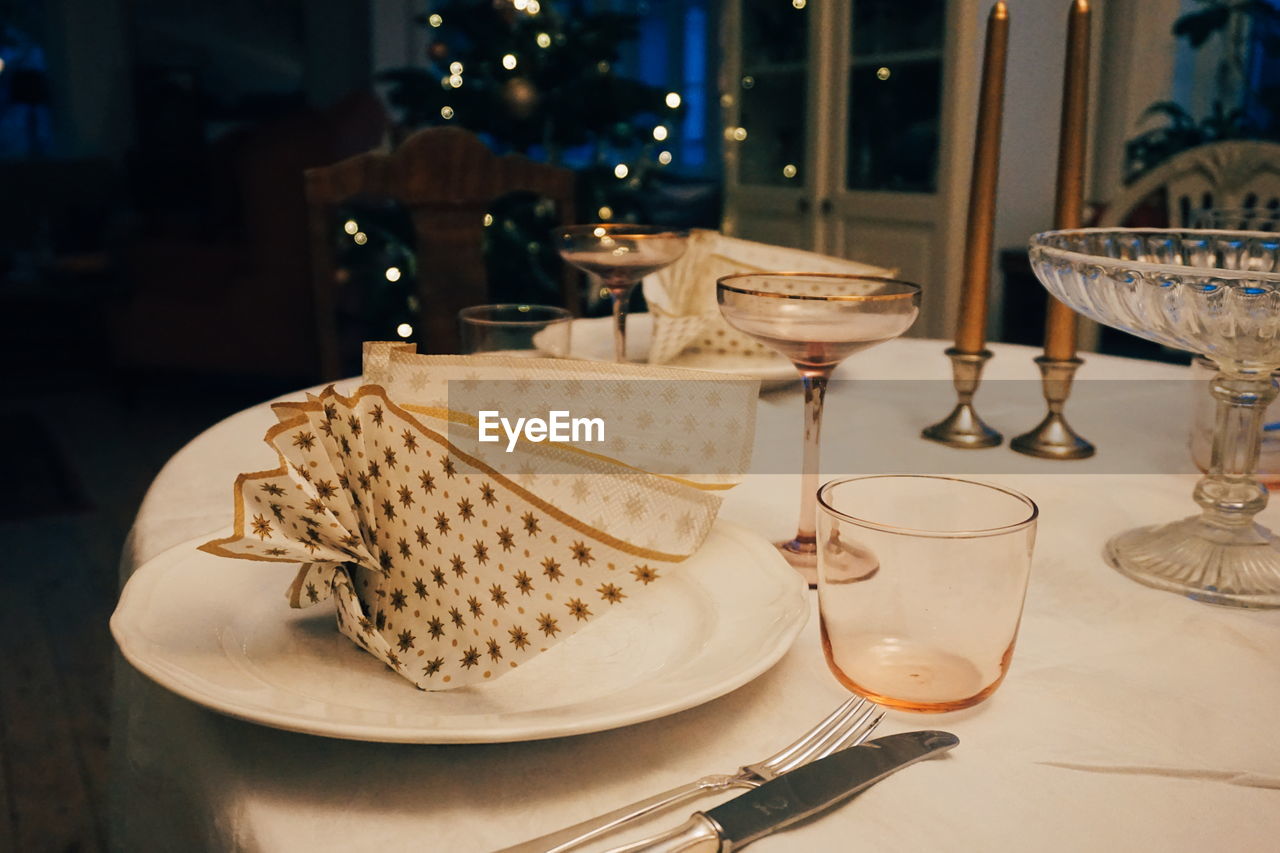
top-left (327, 0), bottom-right (691, 359)
top-left (379, 0), bottom-right (686, 222)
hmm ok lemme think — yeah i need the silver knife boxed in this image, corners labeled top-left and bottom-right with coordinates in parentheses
top-left (599, 731), bottom-right (958, 853)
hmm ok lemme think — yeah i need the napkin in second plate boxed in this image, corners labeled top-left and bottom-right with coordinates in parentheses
top-left (369, 345), bottom-right (758, 491)
top-left (641, 229), bottom-right (897, 364)
top-left (200, 345), bottom-right (759, 690)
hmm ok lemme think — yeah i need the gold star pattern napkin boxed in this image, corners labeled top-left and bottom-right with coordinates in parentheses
top-left (640, 229), bottom-right (897, 364)
top-left (200, 346), bottom-right (758, 690)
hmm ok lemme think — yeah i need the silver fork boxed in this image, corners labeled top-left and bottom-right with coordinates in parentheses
top-left (494, 696), bottom-right (885, 853)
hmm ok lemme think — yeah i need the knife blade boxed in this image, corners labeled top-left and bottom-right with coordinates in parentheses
top-left (601, 730), bottom-right (958, 853)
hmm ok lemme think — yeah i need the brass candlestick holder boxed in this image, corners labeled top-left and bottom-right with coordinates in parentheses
top-left (922, 348), bottom-right (1003, 448)
top-left (1011, 355), bottom-right (1095, 459)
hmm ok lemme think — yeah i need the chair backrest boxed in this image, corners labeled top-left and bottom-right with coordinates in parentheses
top-left (306, 126), bottom-right (576, 376)
top-left (1098, 140), bottom-right (1280, 227)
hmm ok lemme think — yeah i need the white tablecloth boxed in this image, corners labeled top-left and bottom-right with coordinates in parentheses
top-left (112, 338), bottom-right (1280, 852)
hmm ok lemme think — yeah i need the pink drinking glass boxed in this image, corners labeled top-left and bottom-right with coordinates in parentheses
top-left (817, 475), bottom-right (1038, 711)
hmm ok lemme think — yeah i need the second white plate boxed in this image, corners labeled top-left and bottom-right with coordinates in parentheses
top-left (111, 519), bottom-right (808, 743)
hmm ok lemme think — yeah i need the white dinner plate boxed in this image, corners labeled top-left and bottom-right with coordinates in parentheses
top-left (569, 314), bottom-right (798, 387)
top-left (111, 520), bottom-right (807, 743)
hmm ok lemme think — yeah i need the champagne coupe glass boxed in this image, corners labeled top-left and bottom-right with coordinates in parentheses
top-left (558, 225), bottom-right (687, 362)
top-left (718, 273), bottom-right (922, 584)
top-left (1030, 227), bottom-right (1280, 608)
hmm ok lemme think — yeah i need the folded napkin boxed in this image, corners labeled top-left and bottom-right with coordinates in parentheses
top-left (641, 229), bottom-right (897, 364)
top-left (201, 343), bottom-right (758, 690)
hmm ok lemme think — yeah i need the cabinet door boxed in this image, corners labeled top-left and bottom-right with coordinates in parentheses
top-left (843, 0), bottom-right (948, 194)
top-left (720, 0), bottom-right (976, 340)
top-left (826, 0), bottom-right (968, 339)
top-left (721, 0), bottom-right (824, 249)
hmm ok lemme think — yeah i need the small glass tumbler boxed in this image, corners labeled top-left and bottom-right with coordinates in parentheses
top-left (817, 475), bottom-right (1038, 712)
top-left (458, 304), bottom-right (573, 357)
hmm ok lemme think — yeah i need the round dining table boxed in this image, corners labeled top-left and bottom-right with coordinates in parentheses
top-left (111, 336), bottom-right (1280, 852)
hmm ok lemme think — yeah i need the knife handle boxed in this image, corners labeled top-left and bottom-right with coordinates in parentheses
top-left (494, 776), bottom-right (742, 853)
top-left (601, 814), bottom-right (723, 853)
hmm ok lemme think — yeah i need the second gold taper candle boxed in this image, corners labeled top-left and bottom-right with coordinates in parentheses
top-left (954, 2), bottom-right (1010, 355)
top-left (1044, 0), bottom-right (1091, 361)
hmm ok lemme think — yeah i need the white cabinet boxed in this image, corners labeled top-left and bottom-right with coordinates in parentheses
top-left (720, 0), bottom-right (985, 340)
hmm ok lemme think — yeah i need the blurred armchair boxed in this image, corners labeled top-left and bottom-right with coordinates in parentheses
top-left (1003, 141), bottom-right (1280, 356)
top-left (305, 126), bottom-right (577, 377)
top-left (111, 91), bottom-right (388, 380)
top-left (1097, 140), bottom-right (1280, 227)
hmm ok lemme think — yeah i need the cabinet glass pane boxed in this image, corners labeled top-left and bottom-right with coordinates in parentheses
top-left (736, 0), bottom-right (809, 187)
top-left (847, 0), bottom-right (946, 193)
top-left (846, 60), bottom-right (942, 192)
top-left (742, 0), bottom-right (809, 65)
top-left (852, 0), bottom-right (945, 54)
top-left (738, 70), bottom-right (806, 186)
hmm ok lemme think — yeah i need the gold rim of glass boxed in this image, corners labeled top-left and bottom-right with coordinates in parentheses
top-left (1030, 227), bottom-right (1280, 284)
top-left (716, 271), bottom-right (922, 302)
top-left (817, 474), bottom-right (1039, 539)
top-left (559, 224), bottom-right (687, 240)
top-left (457, 304), bottom-right (573, 327)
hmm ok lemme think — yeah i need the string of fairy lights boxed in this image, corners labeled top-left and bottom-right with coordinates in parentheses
top-left (724, 0), bottom-right (908, 184)
top-left (340, 215), bottom-right (417, 338)
top-left (341, 0), bottom-right (850, 344)
top-left (424, 0), bottom-right (686, 216)
top-left (419, 0), bottom-right (886, 191)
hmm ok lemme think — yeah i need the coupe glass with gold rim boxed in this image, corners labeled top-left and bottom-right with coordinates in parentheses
top-left (558, 224), bottom-right (687, 362)
top-left (717, 273), bottom-right (922, 584)
top-left (1030, 227), bottom-right (1280, 608)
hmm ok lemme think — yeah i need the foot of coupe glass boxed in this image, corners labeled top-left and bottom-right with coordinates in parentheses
top-left (775, 536), bottom-right (818, 586)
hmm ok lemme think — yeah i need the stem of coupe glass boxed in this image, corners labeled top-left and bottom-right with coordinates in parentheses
top-left (793, 371), bottom-right (830, 553)
top-left (1197, 368), bottom-right (1277, 527)
top-left (610, 286), bottom-right (628, 362)
top-left (603, 273), bottom-right (635, 363)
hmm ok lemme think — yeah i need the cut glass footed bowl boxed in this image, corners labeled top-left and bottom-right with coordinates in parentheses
top-left (1030, 228), bottom-right (1280, 608)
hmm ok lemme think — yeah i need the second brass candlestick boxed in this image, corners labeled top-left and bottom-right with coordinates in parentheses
top-left (1011, 355), bottom-right (1095, 459)
top-left (923, 348), bottom-right (1003, 448)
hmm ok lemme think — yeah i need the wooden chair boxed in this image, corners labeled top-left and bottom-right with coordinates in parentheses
top-left (1098, 140), bottom-right (1280, 227)
top-left (111, 91), bottom-right (388, 380)
top-left (305, 127), bottom-right (577, 377)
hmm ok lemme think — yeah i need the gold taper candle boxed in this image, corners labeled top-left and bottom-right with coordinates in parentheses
top-left (954, 2), bottom-right (1010, 355)
top-left (1044, 0), bottom-right (1091, 361)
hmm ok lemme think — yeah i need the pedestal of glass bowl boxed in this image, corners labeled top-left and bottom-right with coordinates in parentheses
top-left (1029, 228), bottom-right (1280, 608)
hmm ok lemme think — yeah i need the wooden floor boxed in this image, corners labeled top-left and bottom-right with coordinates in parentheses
top-left (0, 367), bottom-right (293, 852)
